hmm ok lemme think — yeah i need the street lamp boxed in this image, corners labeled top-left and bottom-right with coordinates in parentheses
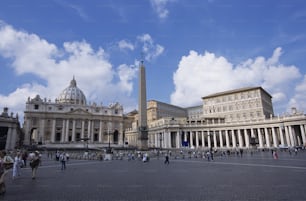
top-left (106, 129), bottom-right (112, 154)
top-left (159, 133), bottom-right (162, 150)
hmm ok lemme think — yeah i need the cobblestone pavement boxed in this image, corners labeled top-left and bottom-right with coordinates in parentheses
top-left (1, 151), bottom-right (306, 201)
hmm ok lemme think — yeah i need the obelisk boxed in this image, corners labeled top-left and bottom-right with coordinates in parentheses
top-left (138, 60), bottom-right (148, 150)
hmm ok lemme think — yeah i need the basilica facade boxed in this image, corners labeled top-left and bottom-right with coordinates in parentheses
top-left (23, 77), bottom-right (132, 149)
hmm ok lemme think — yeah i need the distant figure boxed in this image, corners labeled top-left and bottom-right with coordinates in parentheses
top-left (164, 155), bottom-right (170, 165)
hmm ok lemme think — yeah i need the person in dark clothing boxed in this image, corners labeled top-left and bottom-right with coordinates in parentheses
top-left (164, 155), bottom-right (170, 165)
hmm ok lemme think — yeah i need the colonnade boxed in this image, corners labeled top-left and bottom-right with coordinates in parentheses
top-left (148, 123), bottom-right (306, 149)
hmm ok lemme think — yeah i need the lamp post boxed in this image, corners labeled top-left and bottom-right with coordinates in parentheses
top-left (106, 129), bottom-right (112, 154)
top-left (159, 133), bottom-right (162, 150)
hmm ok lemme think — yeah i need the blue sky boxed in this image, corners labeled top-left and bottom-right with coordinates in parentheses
top-left (1, 0), bottom-right (306, 122)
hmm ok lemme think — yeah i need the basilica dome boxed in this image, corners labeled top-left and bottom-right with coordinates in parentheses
top-left (57, 77), bottom-right (87, 105)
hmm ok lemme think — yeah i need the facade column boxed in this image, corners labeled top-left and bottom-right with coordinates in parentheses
top-left (238, 129), bottom-right (243, 148)
top-left (81, 120), bottom-right (85, 139)
top-left (213, 130), bottom-right (217, 148)
top-left (98, 121), bottom-right (103, 143)
top-left (176, 131), bottom-right (180, 148)
top-left (88, 120), bottom-right (92, 142)
top-left (72, 120), bottom-right (76, 142)
top-left (244, 129), bottom-right (250, 148)
top-left (65, 120), bottom-right (69, 142)
top-left (39, 118), bottom-right (45, 143)
top-left (300, 125), bottom-right (306, 146)
top-left (271, 127), bottom-right (278, 148)
top-left (257, 128), bottom-right (263, 148)
top-left (219, 130), bottom-right (223, 148)
top-left (61, 120), bottom-right (65, 142)
top-left (264, 127), bottom-right (271, 148)
top-left (51, 119), bottom-right (56, 143)
top-left (225, 130), bottom-right (230, 148)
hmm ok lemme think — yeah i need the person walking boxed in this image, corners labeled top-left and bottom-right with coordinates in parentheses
top-left (164, 154), bottom-right (170, 165)
top-left (60, 152), bottom-right (67, 170)
top-left (12, 152), bottom-right (23, 180)
top-left (29, 151), bottom-right (40, 180)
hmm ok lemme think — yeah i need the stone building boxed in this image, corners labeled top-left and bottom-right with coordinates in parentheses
top-left (0, 107), bottom-right (23, 150)
top-left (23, 77), bottom-right (129, 149)
top-left (125, 87), bottom-right (306, 150)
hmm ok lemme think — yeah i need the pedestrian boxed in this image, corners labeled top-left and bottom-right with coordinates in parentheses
top-left (29, 151), bottom-right (40, 180)
top-left (273, 150), bottom-right (278, 160)
top-left (164, 154), bottom-right (170, 165)
top-left (0, 150), bottom-right (14, 195)
top-left (60, 152), bottom-right (67, 170)
top-left (12, 152), bottom-right (23, 179)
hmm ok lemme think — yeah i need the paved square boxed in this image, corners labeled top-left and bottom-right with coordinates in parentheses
top-left (2, 150), bottom-right (306, 201)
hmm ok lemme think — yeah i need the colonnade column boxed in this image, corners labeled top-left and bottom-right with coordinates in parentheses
top-left (201, 131), bottom-right (205, 148)
top-left (244, 129), bottom-right (250, 148)
top-left (271, 127), bottom-right (278, 148)
top-left (284, 126), bottom-right (291, 146)
top-left (300, 125), bottom-right (306, 146)
top-left (264, 127), bottom-right (270, 148)
top-left (288, 126), bottom-right (295, 146)
top-left (219, 131), bottom-right (223, 148)
top-left (207, 131), bottom-right (211, 148)
top-left (213, 131), bottom-right (217, 148)
top-left (189, 131), bottom-right (193, 148)
top-left (279, 126), bottom-right (285, 146)
top-left (231, 130), bottom-right (236, 148)
top-left (225, 130), bottom-right (230, 148)
top-left (195, 131), bottom-right (199, 148)
top-left (238, 129), bottom-right (243, 148)
top-left (257, 128), bottom-right (263, 148)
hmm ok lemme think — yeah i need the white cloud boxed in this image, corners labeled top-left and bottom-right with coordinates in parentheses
top-left (118, 40), bottom-right (134, 51)
top-left (150, 0), bottom-right (171, 19)
top-left (0, 22), bottom-right (138, 121)
top-left (170, 48), bottom-right (302, 114)
top-left (288, 75), bottom-right (306, 113)
top-left (137, 33), bottom-right (164, 61)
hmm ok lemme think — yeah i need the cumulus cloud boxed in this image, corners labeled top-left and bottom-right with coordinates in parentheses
top-left (118, 40), bottom-right (134, 51)
top-left (0, 22), bottom-right (138, 120)
top-left (171, 48), bottom-right (302, 114)
top-left (137, 33), bottom-right (164, 61)
top-left (150, 0), bottom-right (171, 19)
top-left (288, 75), bottom-right (306, 113)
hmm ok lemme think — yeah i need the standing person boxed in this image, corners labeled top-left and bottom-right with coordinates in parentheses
top-left (12, 152), bottom-right (23, 180)
top-left (60, 152), bottom-right (67, 170)
top-left (164, 154), bottom-right (170, 165)
top-left (29, 151), bottom-right (40, 180)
